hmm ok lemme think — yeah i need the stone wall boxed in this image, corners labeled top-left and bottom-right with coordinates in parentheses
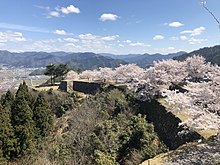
top-left (140, 100), bottom-right (202, 150)
top-left (59, 80), bottom-right (73, 92)
top-left (72, 81), bottom-right (102, 94)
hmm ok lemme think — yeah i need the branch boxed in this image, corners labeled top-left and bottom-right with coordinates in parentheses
top-left (202, 2), bottom-right (220, 26)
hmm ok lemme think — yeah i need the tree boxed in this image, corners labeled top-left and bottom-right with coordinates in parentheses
top-left (45, 64), bottom-right (56, 85)
top-left (65, 70), bottom-right (79, 80)
top-left (11, 88), bottom-right (36, 157)
top-left (54, 64), bottom-right (70, 79)
top-left (1, 90), bottom-right (14, 112)
top-left (201, 1), bottom-right (220, 29)
top-left (79, 70), bottom-right (100, 80)
top-left (114, 64), bottom-right (144, 83)
top-left (45, 64), bottom-right (70, 85)
top-left (16, 81), bottom-right (35, 108)
top-left (33, 92), bottom-right (53, 137)
top-left (0, 105), bottom-right (16, 161)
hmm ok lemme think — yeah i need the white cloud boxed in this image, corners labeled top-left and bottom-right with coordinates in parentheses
top-left (24, 41), bottom-right (55, 51)
top-left (169, 37), bottom-right (179, 41)
top-left (48, 5), bottom-right (80, 18)
top-left (169, 21), bottom-right (184, 27)
top-left (59, 5), bottom-right (80, 14)
top-left (78, 33), bottom-right (121, 49)
top-left (64, 38), bottom-right (79, 42)
top-left (181, 27), bottom-right (205, 36)
top-left (79, 33), bottom-right (97, 40)
top-left (0, 31), bottom-right (27, 43)
top-left (49, 11), bottom-right (60, 17)
top-left (189, 38), bottom-right (207, 45)
top-left (101, 35), bottom-right (119, 41)
top-left (53, 30), bottom-right (67, 35)
top-left (129, 42), bottom-right (151, 47)
top-left (124, 40), bottom-right (132, 43)
top-left (0, 43), bottom-right (6, 47)
top-left (100, 13), bottom-right (119, 21)
top-left (167, 47), bottom-right (175, 50)
top-left (180, 36), bottom-right (188, 40)
top-left (153, 35), bottom-right (165, 40)
top-left (130, 42), bottom-right (145, 46)
top-left (0, 22), bottom-right (49, 33)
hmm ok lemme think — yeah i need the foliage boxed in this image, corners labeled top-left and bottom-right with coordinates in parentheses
top-left (45, 64), bottom-right (70, 85)
top-left (57, 89), bottom-right (168, 165)
top-left (0, 105), bottom-right (16, 161)
top-left (33, 92), bottom-right (53, 137)
top-left (11, 94), bottom-right (36, 157)
top-left (45, 64), bottom-right (56, 85)
top-left (0, 82), bottom-right (55, 162)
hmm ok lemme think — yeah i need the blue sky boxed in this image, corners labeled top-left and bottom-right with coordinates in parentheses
top-left (0, 0), bottom-right (219, 54)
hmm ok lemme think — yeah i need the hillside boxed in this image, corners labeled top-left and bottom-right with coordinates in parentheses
top-left (102, 52), bottom-right (186, 67)
top-left (65, 52), bottom-right (127, 70)
top-left (174, 45), bottom-right (220, 65)
top-left (0, 51), bottom-right (127, 70)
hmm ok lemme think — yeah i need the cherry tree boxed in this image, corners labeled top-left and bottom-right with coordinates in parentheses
top-left (65, 70), bottom-right (79, 80)
top-left (98, 67), bottom-right (114, 82)
top-left (113, 64), bottom-right (144, 83)
top-left (185, 55), bottom-right (212, 82)
top-left (79, 70), bottom-right (100, 80)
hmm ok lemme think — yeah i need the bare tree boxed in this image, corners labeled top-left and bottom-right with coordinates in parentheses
top-left (201, 1), bottom-right (220, 28)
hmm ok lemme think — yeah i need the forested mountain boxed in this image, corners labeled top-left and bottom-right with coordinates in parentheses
top-left (65, 52), bottom-right (127, 70)
top-left (0, 50), bottom-right (187, 69)
top-left (3, 45), bottom-right (220, 70)
top-left (0, 51), bottom-right (127, 69)
top-left (102, 52), bottom-right (186, 67)
top-left (174, 45), bottom-right (220, 65)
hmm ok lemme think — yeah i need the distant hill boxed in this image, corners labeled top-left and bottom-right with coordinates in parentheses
top-left (101, 52), bottom-right (186, 67)
top-left (174, 45), bottom-right (220, 65)
top-left (101, 53), bottom-right (143, 60)
top-left (0, 51), bottom-right (127, 70)
top-left (64, 52), bottom-right (127, 70)
top-left (125, 52), bottom-right (186, 67)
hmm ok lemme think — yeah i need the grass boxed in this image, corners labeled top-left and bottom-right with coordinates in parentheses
top-left (176, 110), bottom-right (192, 122)
top-left (32, 86), bottom-right (59, 91)
top-left (139, 152), bottom-right (170, 165)
top-left (196, 129), bottom-right (219, 140)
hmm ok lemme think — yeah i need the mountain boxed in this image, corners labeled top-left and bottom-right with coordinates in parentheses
top-left (101, 52), bottom-right (186, 67)
top-left (14, 52), bottom-right (63, 67)
top-left (0, 51), bottom-right (127, 70)
top-left (101, 53), bottom-right (143, 60)
top-left (0, 50), bottom-right (187, 69)
top-left (64, 52), bottom-right (127, 70)
top-left (0, 50), bottom-right (23, 64)
top-left (174, 45), bottom-right (220, 65)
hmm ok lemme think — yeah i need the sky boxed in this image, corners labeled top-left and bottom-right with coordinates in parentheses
top-left (0, 0), bottom-right (220, 54)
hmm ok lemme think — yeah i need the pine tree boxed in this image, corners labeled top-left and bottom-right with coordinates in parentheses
top-left (11, 94), bottom-right (35, 157)
top-left (16, 81), bottom-right (35, 108)
top-left (2, 90), bottom-right (14, 109)
top-left (0, 105), bottom-right (16, 160)
top-left (33, 92), bottom-right (53, 137)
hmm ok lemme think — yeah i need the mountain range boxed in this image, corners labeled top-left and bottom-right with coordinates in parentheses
top-left (1, 45), bottom-right (220, 70)
top-left (174, 45), bottom-right (220, 66)
top-left (0, 50), bottom-right (185, 70)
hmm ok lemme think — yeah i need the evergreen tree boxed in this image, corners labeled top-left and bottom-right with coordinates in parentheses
top-left (2, 90), bottom-right (14, 108)
top-left (45, 64), bottom-right (56, 85)
top-left (1, 90), bottom-right (14, 116)
top-left (11, 94), bottom-right (35, 157)
top-left (16, 81), bottom-right (35, 108)
top-left (0, 105), bottom-right (16, 160)
top-left (33, 92), bottom-right (53, 137)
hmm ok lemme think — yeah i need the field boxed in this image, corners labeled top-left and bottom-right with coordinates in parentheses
top-left (0, 67), bottom-right (49, 93)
